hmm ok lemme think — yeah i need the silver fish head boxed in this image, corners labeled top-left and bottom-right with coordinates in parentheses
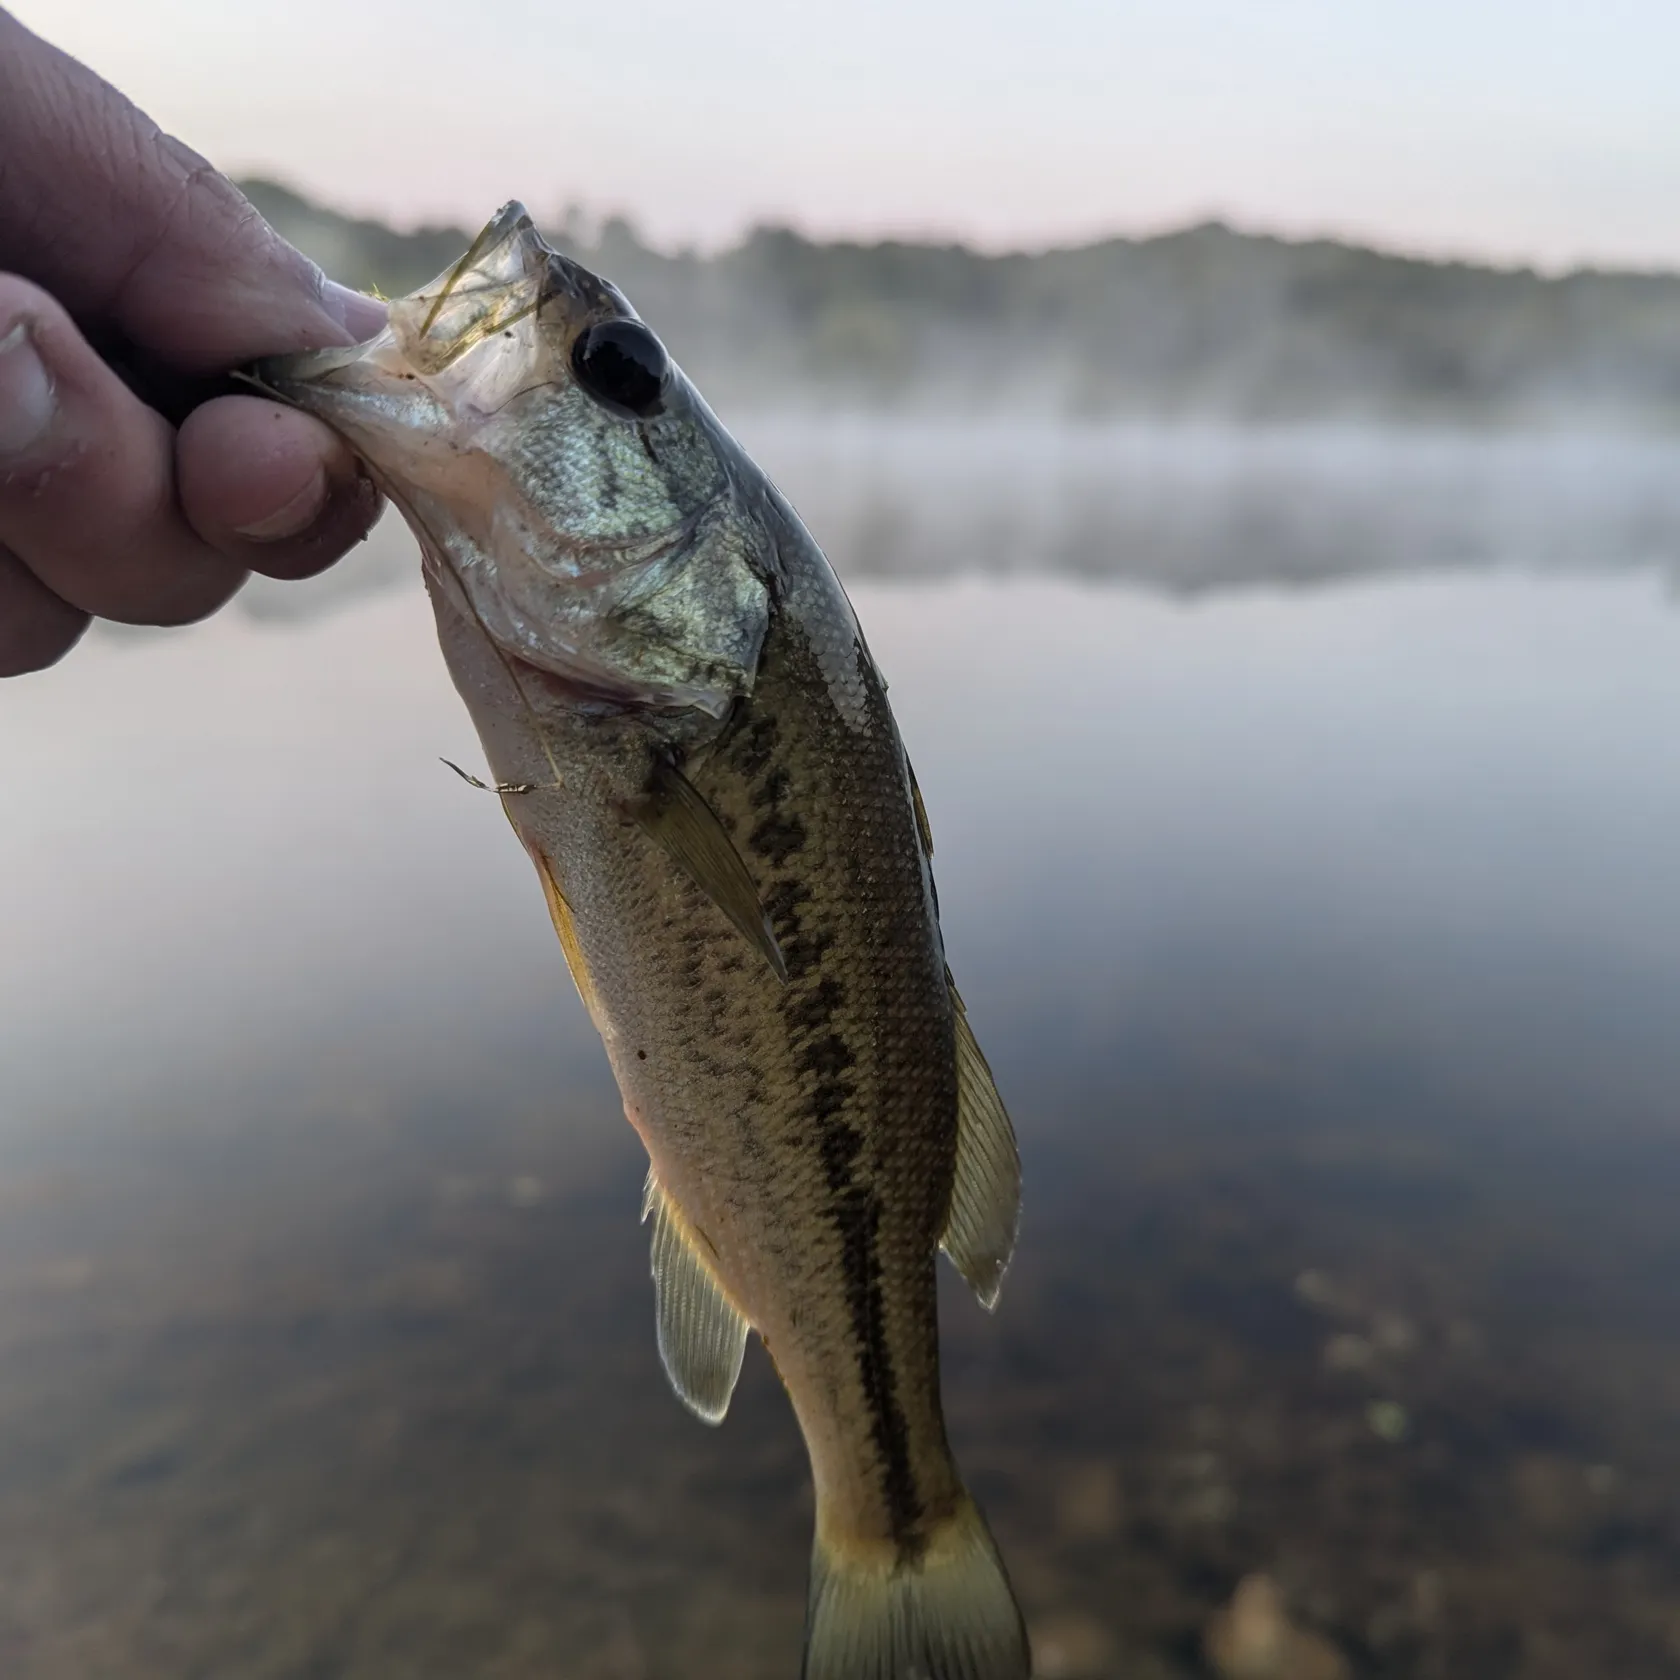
top-left (259, 202), bottom-right (768, 716)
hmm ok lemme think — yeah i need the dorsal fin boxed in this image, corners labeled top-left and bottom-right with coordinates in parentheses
top-left (631, 759), bottom-right (787, 984)
top-left (906, 756), bottom-right (935, 860)
top-left (642, 1169), bottom-right (751, 1424)
top-left (941, 974), bottom-right (1021, 1310)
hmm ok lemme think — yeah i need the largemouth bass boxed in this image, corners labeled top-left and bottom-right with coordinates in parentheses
top-left (260, 204), bottom-right (1028, 1680)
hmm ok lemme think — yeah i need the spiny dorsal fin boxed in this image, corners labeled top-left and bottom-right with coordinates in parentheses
top-left (907, 756), bottom-right (935, 860)
top-left (631, 759), bottom-right (788, 984)
top-left (941, 973), bottom-right (1021, 1311)
top-left (642, 1168), bottom-right (750, 1424)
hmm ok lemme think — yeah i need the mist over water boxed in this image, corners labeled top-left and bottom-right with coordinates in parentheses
top-left (745, 421), bottom-right (1680, 590)
top-left (8, 426), bottom-right (1680, 1677)
top-left (230, 423), bottom-right (1680, 628)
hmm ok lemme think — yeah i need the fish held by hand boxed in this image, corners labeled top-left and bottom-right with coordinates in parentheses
top-left (257, 203), bottom-right (1028, 1680)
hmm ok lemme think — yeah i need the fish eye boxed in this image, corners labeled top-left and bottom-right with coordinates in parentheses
top-left (570, 319), bottom-right (670, 420)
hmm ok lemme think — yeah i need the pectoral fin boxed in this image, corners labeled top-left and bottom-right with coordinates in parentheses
top-left (632, 759), bottom-right (788, 983)
top-left (642, 1169), bottom-right (750, 1424)
top-left (941, 974), bottom-right (1022, 1310)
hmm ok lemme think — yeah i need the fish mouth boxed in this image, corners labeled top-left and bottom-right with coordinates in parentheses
top-left (245, 200), bottom-right (596, 618)
top-left (260, 201), bottom-right (551, 386)
top-left (389, 201), bottom-right (554, 376)
top-left (248, 206), bottom-right (752, 719)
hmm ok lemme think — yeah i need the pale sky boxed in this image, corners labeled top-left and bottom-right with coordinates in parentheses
top-left (20, 0), bottom-right (1680, 269)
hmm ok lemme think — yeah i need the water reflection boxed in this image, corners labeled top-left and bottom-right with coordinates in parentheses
top-left (7, 438), bottom-right (1680, 1677)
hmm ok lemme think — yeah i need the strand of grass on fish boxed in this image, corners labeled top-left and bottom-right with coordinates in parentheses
top-left (256, 203), bottom-right (1029, 1680)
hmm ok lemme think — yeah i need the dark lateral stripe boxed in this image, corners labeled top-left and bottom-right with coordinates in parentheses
top-left (737, 652), bottom-right (927, 1546)
top-left (835, 1184), bottom-right (923, 1549)
top-left (798, 999), bottom-right (923, 1548)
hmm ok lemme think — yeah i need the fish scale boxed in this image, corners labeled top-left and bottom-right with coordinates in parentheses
top-left (259, 201), bottom-right (1028, 1680)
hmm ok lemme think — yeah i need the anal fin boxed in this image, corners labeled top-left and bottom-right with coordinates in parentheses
top-left (941, 973), bottom-right (1022, 1311)
top-left (642, 1168), bottom-right (750, 1424)
top-left (632, 759), bottom-right (788, 984)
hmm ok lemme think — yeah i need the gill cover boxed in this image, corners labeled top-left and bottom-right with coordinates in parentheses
top-left (259, 202), bottom-right (771, 719)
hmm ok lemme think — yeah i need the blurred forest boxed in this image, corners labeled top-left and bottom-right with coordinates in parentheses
top-left (244, 179), bottom-right (1680, 427)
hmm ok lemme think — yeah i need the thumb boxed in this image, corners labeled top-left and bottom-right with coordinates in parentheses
top-left (0, 9), bottom-right (384, 371)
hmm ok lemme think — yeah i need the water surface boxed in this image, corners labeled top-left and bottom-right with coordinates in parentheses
top-left (5, 428), bottom-right (1680, 1678)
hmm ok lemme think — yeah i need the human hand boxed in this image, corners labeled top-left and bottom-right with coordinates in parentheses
top-left (0, 9), bottom-right (387, 677)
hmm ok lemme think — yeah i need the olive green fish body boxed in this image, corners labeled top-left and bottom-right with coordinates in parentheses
top-left (262, 204), bottom-right (1027, 1679)
top-left (440, 523), bottom-right (966, 1556)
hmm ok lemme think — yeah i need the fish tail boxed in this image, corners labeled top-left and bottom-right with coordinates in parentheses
top-left (802, 1492), bottom-right (1030, 1680)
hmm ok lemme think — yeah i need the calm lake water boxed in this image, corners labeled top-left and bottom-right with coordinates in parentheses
top-left (5, 426), bottom-right (1680, 1679)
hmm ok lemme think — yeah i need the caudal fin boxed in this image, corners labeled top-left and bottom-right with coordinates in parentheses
top-left (803, 1495), bottom-right (1030, 1680)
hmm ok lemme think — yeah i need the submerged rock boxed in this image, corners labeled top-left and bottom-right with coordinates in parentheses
top-left (1030, 1611), bottom-right (1116, 1679)
top-left (1206, 1575), bottom-right (1349, 1680)
top-left (1054, 1457), bottom-right (1124, 1540)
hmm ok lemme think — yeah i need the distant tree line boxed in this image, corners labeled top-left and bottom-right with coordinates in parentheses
top-left (241, 179), bottom-right (1680, 427)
